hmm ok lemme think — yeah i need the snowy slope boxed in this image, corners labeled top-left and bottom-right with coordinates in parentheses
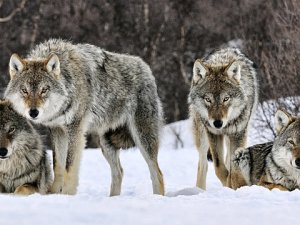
top-left (1, 121), bottom-right (300, 225)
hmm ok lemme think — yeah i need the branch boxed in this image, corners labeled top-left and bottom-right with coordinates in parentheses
top-left (0, 0), bottom-right (27, 23)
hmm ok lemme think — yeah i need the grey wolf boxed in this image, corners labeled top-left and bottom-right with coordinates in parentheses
top-left (232, 109), bottom-right (300, 191)
top-left (0, 100), bottom-right (52, 195)
top-left (5, 39), bottom-right (164, 196)
top-left (188, 48), bottom-right (258, 189)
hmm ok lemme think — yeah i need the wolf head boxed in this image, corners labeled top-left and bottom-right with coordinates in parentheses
top-left (273, 109), bottom-right (300, 170)
top-left (0, 100), bottom-right (37, 160)
top-left (4, 54), bottom-right (68, 123)
top-left (189, 59), bottom-right (245, 131)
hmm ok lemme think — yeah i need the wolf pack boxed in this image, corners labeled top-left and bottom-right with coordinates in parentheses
top-left (0, 39), bottom-right (299, 196)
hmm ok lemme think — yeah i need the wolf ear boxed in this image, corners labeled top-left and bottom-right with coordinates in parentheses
top-left (226, 61), bottom-right (241, 83)
top-left (275, 108), bottom-right (292, 134)
top-left (9, 54), bottom-right (24, 80)
top-left (193, 59), bottom-right (207, 82)
top-left (46, 54), bottom-right (60, 79)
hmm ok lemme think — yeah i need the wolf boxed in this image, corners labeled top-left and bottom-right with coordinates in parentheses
top-left (0, 100), bottom-right (52, 195)
top-left (5, 39), bottom-right (164, 196)
top-left (232, 109), bottom-right (300, 191)
top-left (188, 48), bottom-right (258, 189)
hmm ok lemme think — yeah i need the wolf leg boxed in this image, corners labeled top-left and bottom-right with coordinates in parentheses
top-left (192, 116), bottom-right (209, 190)
top-left (14, 184), bottom-right (38, 195)
top-left (227, 131), bottom-right (247, 188)
top-left (63, 119), bottom-right (86, 195)
top-left (100, 135), bottom-right (123, 196)
top-left (230, 148), bottom-right (251, 189)
top-left (207, 132), bottom-right (228, 186)
top-left (129, 117), bottom-right (164, 195)
top-left (258, 180), bottom-right (289, 191)
top-left (49, 126), bottom-right (68, 194)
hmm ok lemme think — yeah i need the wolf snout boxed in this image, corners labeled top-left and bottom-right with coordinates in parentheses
top-left (0, 148), bottom-right (8, 158)
top-left (29, 108), bottom-right (39, 119)
top-left (295, 158), bottom-right (300, 168)
top-left (213, 120), bottom-right (223, 129)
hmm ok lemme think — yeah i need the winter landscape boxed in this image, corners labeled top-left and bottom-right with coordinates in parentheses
top-left (1, 1), bottom-right (300, 225)
top-left (1, 109), bottom-right (300, 225)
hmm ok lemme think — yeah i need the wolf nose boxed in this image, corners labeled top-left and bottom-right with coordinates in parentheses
top-left (0, 148), bottom-right (8, 157)
top-left (29, 108), bottom-right (39, 118)
top-left (295, 158), bottom-right (300, 167)
top-left (213, 120), bottom-right (223, 129)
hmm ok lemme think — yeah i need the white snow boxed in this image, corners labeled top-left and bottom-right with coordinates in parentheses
top-left (1, 120), bottom-right (300, 225)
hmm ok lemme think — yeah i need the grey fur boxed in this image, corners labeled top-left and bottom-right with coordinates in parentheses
top-left (0, 100), bottom-right (52, 194)
top-left (5, 39), bottom-right (165, 195)
top-left (233, 109), bottom-right (300, 191)
top-left (189, 48), bottom-right (258, 189)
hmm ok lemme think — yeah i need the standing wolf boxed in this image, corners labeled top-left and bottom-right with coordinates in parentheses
top-left (5, 39), bottom-right (164, 196)
top-left (232, 109), bottom-right (300, 191)
top-left (188, 48), bottom-right (258, 189)
top-left (0, 100), bottom-right (52, 195)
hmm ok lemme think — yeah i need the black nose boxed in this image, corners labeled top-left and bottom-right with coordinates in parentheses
top-left (0, 148), bottom-right (8, 157)
top-left (29, 108), bottom-right (39, 118)
top-left (213, 120), bottom-right (223, 129)
top-left (295, 158), bottom-right (300, 167)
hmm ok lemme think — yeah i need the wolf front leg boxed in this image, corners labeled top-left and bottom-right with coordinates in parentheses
top-left (207, 132), bottom-right (228, 186)
top-left (192, 116), bottom-right (209, 190)
top-left (49, 126), bottom-right (68, 194)
top-left (62, 119), bottom-right (86, 195)
top-left (227, 131), bottom-right (247, 188)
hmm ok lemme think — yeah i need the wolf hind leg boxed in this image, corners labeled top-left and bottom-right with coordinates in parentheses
top-left (129, 114), bottom-right (164, 195)
top-left (100, 135), bottom-right (123, 196)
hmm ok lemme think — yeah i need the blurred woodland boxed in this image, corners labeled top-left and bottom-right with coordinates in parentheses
top-left (0, 0), bottom-right (300, 144)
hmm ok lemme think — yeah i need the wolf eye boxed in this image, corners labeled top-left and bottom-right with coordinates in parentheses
top-left (223, 97), bottom-right (230, 102)
top-left (8, 126), bottom-right (15, 134)
top-left (21, 88), bottom-right (28, 95)
top-left (204, 97), bottom-right (211, 103)
top-left (41, 86), bottom-right (49, 94)
top-left (288, 139), bottom-right (295, 145)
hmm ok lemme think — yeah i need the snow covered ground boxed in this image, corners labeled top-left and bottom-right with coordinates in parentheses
top-left (1, 120), bottom-right (300, 225)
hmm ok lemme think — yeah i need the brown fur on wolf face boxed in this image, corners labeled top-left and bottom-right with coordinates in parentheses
top-left (6, 54), bottom-right (65, 121)
top-left (232, 109), bottom-right (300, 191)
top-left (189, 48), bottom-right (258, 189)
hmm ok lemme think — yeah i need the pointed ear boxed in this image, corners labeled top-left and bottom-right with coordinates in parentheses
top-left (274, 108), bottom-right (292, 134)
top-left (46, 54), bottom-right (60, 79)
top-left (226, 61), bottom-right (241, 83)
top-left (193, 59), bottom-right (208, 82)
top-left (9, 54), bottom-right (24, 80)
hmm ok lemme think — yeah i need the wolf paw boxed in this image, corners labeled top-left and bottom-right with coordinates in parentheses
top-left (61, 185), bottom-right (77, 195)
top-left (49, 181), bottom-right (63, 194)
top-left (233, 148), bottom-right (250, 168)
top-left (14, 185), bottom-right (37, 195)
